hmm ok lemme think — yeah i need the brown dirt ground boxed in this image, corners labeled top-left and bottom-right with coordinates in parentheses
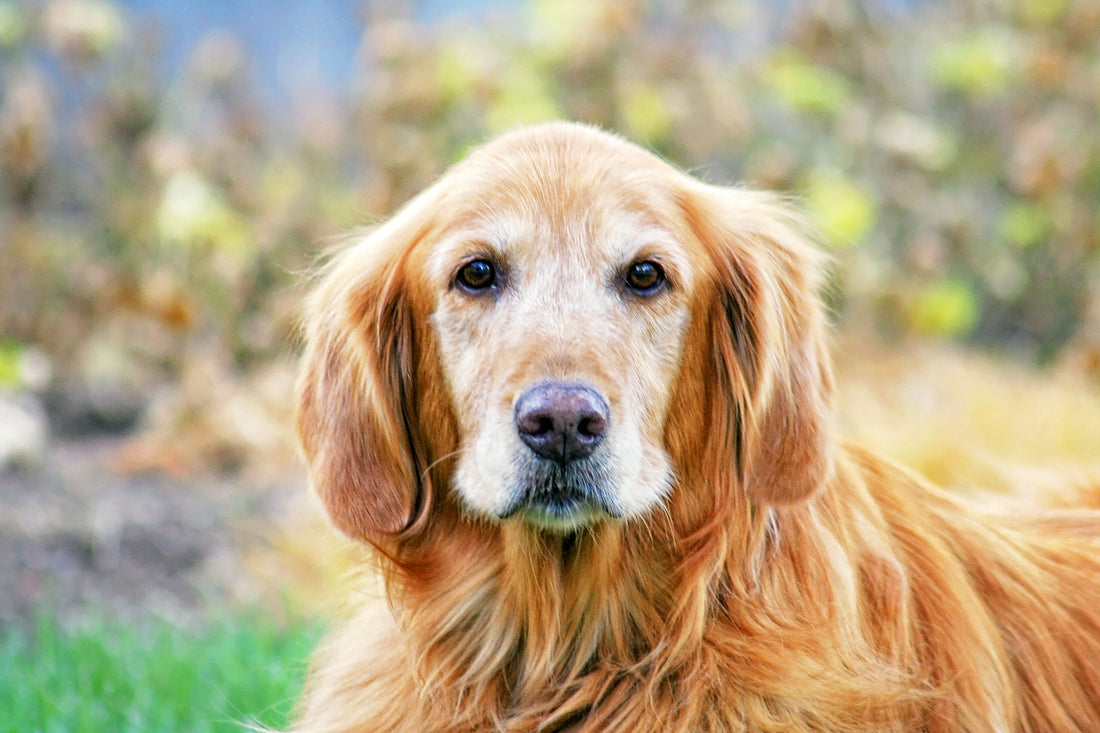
top-left (0, 433), bottom-right (307, 629)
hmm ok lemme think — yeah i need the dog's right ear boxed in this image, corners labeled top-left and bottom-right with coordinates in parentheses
top-left (295, 191), bottom-right (440, 546)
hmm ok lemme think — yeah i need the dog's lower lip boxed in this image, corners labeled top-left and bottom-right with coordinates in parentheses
top-left (499, 493), bottom-right (614, 526)
top-left (512, 498), bottom-right (606, 529)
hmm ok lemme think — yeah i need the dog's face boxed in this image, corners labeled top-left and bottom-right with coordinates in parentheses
top-left (297, 122), bottom-right (836, 544)
top-left (424, 151), bottom-right (698, 530)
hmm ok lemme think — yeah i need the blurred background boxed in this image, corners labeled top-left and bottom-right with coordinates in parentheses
top-left (1, 0), bottom-right (1099, 728)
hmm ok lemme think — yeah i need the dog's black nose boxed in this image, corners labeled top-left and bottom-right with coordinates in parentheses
top-left (515, 383), bottom-right (608, 464)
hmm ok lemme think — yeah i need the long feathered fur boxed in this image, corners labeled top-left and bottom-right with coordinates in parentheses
top-left (292, 122), bottom-right (1100, 732)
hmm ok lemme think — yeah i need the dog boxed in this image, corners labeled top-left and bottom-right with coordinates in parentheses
top-left (293, 122), bottom-right (1100, 731)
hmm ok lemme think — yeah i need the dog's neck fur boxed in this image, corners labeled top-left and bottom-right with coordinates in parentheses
top-left (294, 448), bottom-right (1100, 732)
top-left (381, 465), bottom-right (930, 731)
top-left (392, 517), bottom-right (678, 729)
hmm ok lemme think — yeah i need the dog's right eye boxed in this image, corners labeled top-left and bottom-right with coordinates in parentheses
top-left (454, 259), bottom-right (497, 293)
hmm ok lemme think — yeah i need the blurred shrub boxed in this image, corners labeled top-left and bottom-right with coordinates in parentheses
top-left (1, 0), bottom-right (1098, 403)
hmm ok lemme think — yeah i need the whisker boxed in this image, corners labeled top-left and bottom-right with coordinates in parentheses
top-left (420, 448), bottom-right (465, 482)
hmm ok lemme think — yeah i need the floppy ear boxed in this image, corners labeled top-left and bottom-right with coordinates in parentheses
top-left (295, 194), bottom-right (440, 544)
top-left (681, 184), bottom-right (836, 505)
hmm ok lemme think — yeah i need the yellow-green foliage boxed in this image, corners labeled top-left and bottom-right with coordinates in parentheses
top-left (1, 0), bottom-right (1098, 380)
top-left (801, 171), bottom-right (877, 248)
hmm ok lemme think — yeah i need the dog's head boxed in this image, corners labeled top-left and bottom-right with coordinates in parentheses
top-left (297, 122), bottom-right (835, 544)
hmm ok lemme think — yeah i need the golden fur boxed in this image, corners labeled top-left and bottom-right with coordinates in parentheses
top-left (293, 122), bottom-right (1100, 732)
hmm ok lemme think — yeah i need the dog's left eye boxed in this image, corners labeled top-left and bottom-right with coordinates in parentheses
top-left (624, 260), bottom-right (666, 295)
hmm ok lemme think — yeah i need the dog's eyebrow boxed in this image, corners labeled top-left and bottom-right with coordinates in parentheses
top-left (439, 213), bottom-right (531, 249)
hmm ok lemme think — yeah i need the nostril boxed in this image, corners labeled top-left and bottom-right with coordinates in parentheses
top-left (577, 414), bottom-right (606, 438)
top-left (516, 413), bottom-right (554, 438)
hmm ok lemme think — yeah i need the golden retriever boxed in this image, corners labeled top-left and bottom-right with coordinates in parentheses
top-left (293, 122), bottom-right (1100, 732)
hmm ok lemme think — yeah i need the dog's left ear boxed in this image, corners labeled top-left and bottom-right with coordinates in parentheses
top-left (680, 184), bottom-right (836, 505)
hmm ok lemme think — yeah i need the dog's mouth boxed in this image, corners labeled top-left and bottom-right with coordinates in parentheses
top-left (499, 458), bottom-right (622, 531)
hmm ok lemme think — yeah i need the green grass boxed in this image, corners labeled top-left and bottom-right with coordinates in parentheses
top-left (0, 612), bottom-right (322, 733)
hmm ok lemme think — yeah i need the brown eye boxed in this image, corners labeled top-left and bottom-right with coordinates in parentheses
top-left (624, 260), bottom-right (666, 295)
top-left (455, 259), bottom-right (497, 292)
